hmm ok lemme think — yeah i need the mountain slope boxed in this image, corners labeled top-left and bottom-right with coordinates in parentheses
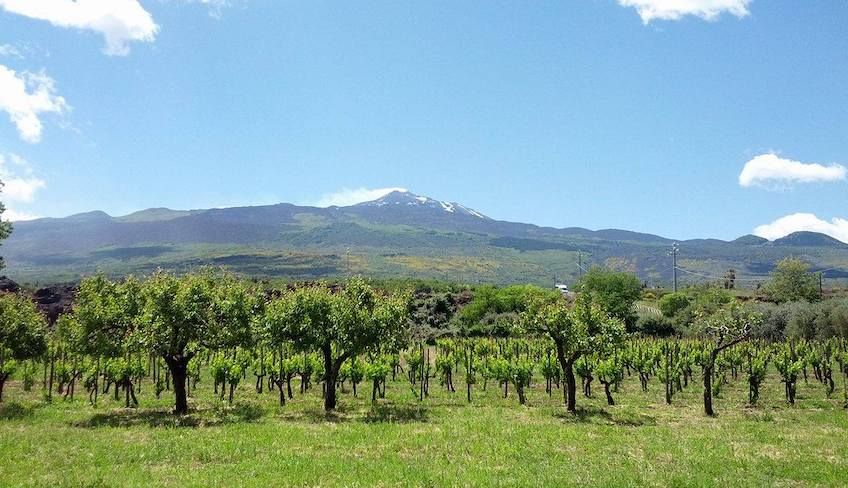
top-left (772, 231), bottom-right (848, 248)
top-left (4, 190), bottom-right (847, 285)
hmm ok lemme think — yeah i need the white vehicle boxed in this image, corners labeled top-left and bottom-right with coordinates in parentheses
top-left (555, 283), bottom-right (569, 295)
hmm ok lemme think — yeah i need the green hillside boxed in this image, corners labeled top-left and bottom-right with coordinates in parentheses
top-left (3, 191), bottom-right (847, 286)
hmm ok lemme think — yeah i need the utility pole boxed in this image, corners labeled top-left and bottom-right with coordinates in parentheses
top-left (669, 243), bottom-right (679, 292)
top-left (345, 247), bottom-right (351, 276)
top-left (577, 251), bottom-right (583, 279)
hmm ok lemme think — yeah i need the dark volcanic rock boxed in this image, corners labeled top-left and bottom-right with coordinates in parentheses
top-left (33, 284), bottom-right (76, 325)
top-left (0, 276), bottom-right (20, 293)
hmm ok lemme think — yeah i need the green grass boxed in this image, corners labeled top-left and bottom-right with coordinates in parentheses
top-left (1, 368), bottom-right (848, 487)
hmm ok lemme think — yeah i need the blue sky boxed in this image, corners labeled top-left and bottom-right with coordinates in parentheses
top-left (0, 0), bottom-right (846, 242)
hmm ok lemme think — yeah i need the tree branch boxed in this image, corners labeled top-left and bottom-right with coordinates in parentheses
top-left (717, 333), bottom-right (748, 353)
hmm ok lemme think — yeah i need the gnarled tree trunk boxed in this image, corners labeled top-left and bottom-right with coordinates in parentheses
top-left (600, 379), bottom-right (615, 406)
top-left (164, 353), bottom-right (192, 415)
top-left (703, 363), bottom-right (714, 416)
top-left (554, 340), bottom-right (578, 413)
top-left (564, 360), bottom-right (577, 413)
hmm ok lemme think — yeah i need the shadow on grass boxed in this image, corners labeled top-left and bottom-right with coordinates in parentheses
top-left (277, 402), bottom-right (429, 424)
top-left (555, 406), bottom-right (656, 427)
top-left (72, 402), bottom-right (265, 429)
top-left (0, 401), bottom-right (39, 420)
top-left (743, 410), bottom-right (775, 422)
top-left (280, 402), bottom-right (357, 424)
top-left (290, 408), bottom-right (346, 424)
top-left (364, 403), bottom-right (429, 424)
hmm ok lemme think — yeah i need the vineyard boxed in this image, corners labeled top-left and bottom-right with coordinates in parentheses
top-left (5, 331), bottom-right (848, 418)
top-left (2, 271), bottom-right (848, 486)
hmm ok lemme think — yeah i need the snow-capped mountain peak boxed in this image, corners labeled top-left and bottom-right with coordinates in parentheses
top-left (353, 190), bottom-right (490, 219)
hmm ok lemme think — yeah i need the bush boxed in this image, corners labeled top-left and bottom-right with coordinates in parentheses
top-left (659, 292), bottom-right (690, 318)
top-left (778, 299), bottom-right (848, 340)
top-left (786, 302), bottom-right (823, 340)
top-left (636, 315), bottom-right (676, 337)
top-left (748, 302), bottom-right (790, 340)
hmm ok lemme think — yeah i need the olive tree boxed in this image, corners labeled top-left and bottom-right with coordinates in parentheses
top-left (522, 289), bottom-right (625, 413)
top-left (765, 257), bottom-right (821, 303)
top-left (264, 278), bottom-right (409, 411)
top-left (140, 270), bottom-right (258, 414)
top-left (73, 275), bottom-right (145, 405)
top-left (0, 293), bottom-right (47, 401)
top-left (577, 267), bottom-right (642, 331)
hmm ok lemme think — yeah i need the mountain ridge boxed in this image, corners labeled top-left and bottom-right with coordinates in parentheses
top-left (26, 190), bottom-right (840, 246)
top-left (4, 190), bottom-right (847, 285)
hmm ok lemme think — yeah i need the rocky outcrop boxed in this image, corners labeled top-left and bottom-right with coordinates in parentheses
top-left (0, 276), bottom-right (20, 293)
top-left (32, 285), bottom-right (76, 325)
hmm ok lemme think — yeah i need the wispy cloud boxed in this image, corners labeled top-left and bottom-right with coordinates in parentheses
top-left (0, 153), bottom-right (46, 221)
top-left (0, 42), bottom-right (50, 60)
top-left (186, 0), bottom-right (241, 19)
top-left (617, 0), bottom-right (751, 23)
top-left (754, 213), bottom-right (848, 244)
top-left (313, 187), bottom-right (407, 207)
top-left (739, 153), bottom-right (846, 189)
top-left (0, 0), bottom-right (158, 56)
top-left (0, 44), bottom-right (22, 59)
top-left (0, 65), bottom-right (68, 143)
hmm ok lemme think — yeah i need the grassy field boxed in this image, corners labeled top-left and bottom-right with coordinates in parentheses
top-left (1, 366), bottom-right (847, 487)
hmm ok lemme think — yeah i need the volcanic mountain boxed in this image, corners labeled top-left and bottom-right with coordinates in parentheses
top-left (3, 190), bottom-right (846, 285)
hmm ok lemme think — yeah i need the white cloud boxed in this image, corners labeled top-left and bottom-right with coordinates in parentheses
top-left (188, 0), bottom-right (238, 18)
top-left (313, 187), bottom-right (407, 207)
top-left (0, 153), bottom-right (46, 203)
top-left (618, 0), bottom-right (751, 23)
top-left (0, 0), bottom-right (158, 56)
top-left (0, 43), bottom-right (50, 60)
top-left (739, 153), bottom-right (846, 188)
top-left (754, 213), bottom-right (848, 244)
top-left (0, 44), bottom-right (22, 58)
top-left (0, 65), bottom-right (68, 143)
top-left (4, 208), bottom-right (41, 221)
top-left (0, 153), bottom-right (46, 221)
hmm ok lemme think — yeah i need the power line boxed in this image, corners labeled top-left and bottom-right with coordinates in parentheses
top-left (673, 265), bottom-right (846, 283)
top-left (814, 266), bottom-right (846, 274)
top-left (673, 266), bottom-right (770, 282)
top-left (573, 241), bottom-right (844, 290)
